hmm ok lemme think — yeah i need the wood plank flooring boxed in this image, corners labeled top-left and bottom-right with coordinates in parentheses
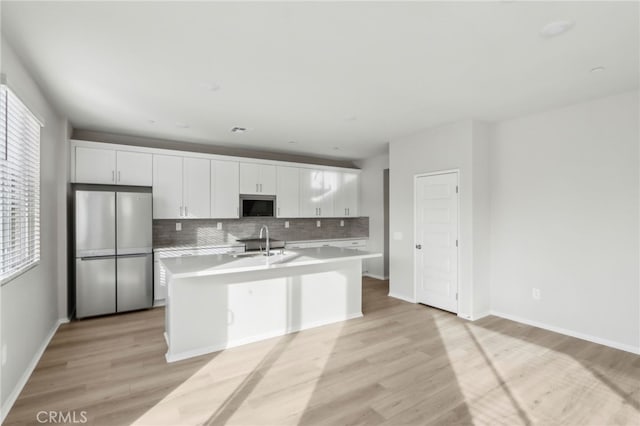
top-left (4, 278), bottom-right (639, 425)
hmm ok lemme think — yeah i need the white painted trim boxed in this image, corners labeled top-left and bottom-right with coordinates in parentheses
top-left (490, 310), bottom-right (640, 355)
top-left (363, 272), bottom-right (388, 281)
top-left (471, 310), bottom-right (491, 321)
top-left (0, 318), bottom-right (66, 423)
top-left (388, 292), bottom-right (416, 303)
top-left (153, 300), bottom-right (166, 308)
top-left (165, 312), bottom-right (363, 363)
top-left (413, 169), bottom-right (460, 313)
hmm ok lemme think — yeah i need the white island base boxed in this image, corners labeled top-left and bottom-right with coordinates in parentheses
top-left (162, 247), bottom-right (380, 362)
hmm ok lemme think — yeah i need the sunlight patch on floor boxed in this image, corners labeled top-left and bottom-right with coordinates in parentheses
top-left (132, 323), bottom-right (345, 425)
top-left (433, 314), bottom-right (639, 425)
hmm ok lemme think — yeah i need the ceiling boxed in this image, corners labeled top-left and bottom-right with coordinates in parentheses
top-left (2, 1), bottom-right (638, 161)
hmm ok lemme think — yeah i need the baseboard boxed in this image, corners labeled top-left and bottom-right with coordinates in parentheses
top-left (362, 273), bottom-right (388, 281)
top-left (490, 310), bottom-right (640, 355)
top-left (471, 310), bottom-right (491, 321)
top-left (1, 318), bottom-right (66, 423)
top-left (388, 292), bottom-right (415, 303)
top-left (153, 299), bottom-right (166, 307)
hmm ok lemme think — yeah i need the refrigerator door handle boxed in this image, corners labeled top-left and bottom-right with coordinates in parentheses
top-left (117, 253), bottom-right (150, 258)
top-left (80, 255), bottom-right (116, 261)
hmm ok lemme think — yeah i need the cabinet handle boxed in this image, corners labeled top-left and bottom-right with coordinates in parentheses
top-left (319, 207), bottom-right (321, 216)
top-left (185, 206), bottom-right (188, 217)
top-left (118, 171), bottom-right (121, 182)
top-left (179, 206), bottom-right (183, 216)
top-left (112, 170), bottom-right (115, 182)
top-left (256, 183), bottom-right (259, 193)
top-left (260, 183), bottom-right (263, 192)
top-left (278, 207), bottom-right (280, 216)
top-left (347, 208), bottom-right (350, 216)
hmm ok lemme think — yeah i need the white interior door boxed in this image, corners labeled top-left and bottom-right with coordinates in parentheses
top-left (415, 172), bottom-right (459, 313)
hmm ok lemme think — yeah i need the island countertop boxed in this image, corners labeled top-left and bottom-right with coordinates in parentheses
top-left (161, 246), bottom-right (381, 279)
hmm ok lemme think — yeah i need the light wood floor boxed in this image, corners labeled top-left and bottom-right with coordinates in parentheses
top-left (5, 278), bottom-right (639, 425)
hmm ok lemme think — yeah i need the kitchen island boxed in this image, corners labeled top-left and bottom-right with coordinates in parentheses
top-left (161, 246), bottom-right (381, 362)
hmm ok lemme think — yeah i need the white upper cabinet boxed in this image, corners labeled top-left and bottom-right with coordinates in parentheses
top-left (334, 171), bottom-right (359, 217)
top-left (153, 155), bottom-right (183, 219)
top-left (183, 157), bottom-right (210, 218)
top-left (299, 169), bottom-right (335, 217)
top-left (211, 160), bottom-right (239, 218)
top-left (75, 146), bottom-right (152, 186)
top-left (75, 146), bottom-right (116, 184)
top-left (239, 163), bottom-right (276, 195)
top-left (153, 155), bottom-right (211, 219)
top-left (116, 151), bottom-right (152, 186)
top-left (276, 166), bottom-right (299, 218)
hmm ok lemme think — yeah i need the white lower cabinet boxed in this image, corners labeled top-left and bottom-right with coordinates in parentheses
top-left (154, 246), bottom-right (244, 304)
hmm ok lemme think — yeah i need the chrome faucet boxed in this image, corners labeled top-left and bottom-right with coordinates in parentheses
top-left (259, 225), bottom-right (271, 256)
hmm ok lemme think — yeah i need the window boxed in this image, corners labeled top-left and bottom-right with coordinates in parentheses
top-left (0, 84), bottom-right (41, 284)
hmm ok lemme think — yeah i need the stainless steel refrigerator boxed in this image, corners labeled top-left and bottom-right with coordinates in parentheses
top-left (74, 187), bottom-right (153, 318)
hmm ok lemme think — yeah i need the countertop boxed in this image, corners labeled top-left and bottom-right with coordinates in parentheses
top-left (160, 246), bottom-right (381, 279)
top-left (153, 237), bottom-right (368, 253)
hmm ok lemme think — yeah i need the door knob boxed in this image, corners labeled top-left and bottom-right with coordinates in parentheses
top-left (415, 244), bottom-right (422, 249)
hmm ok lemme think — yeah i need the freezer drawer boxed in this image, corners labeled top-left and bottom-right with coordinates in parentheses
top-left (117, 192), bottom-right (152, 255)
top-left (117, 254), bottom-right (153, 312)
top-left (76, 256), bottom-right (116, 318)
top-left (75, 191), bottom-right (116, 257)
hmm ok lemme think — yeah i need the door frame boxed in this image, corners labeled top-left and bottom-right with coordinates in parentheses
top-left (413, 169), bottom-right (460, 311)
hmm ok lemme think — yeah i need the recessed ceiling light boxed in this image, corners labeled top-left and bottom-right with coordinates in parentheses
top-left (202, 82), bottom-right (221, 92)
top-left (148, 120), bottom-right (156, 124)
top-left (590, 66), bottom-right (605, 73)
top-left (175, 122), bottom-right (189, 128)
top-left (231, 127), bottom-right (246, 133)
top-left (332, 147), bottom-right (340, 151)
top-left (288, 141), bottom-right (297, 144)
top-left (539, 20), bottom-right (574, 38)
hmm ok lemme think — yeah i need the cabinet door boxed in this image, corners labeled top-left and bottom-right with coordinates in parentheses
top-left (116, 151), bottom-right (152, 186)
top-left (211, 160), bottom-right (239, 218)
top-left (153, 155), bottom-right (183, 219)
top-left (334, 171), bottom-right (359, 217)
top-left (299, 169), bottom-right (328, 217)
top-left (318, 170), bottom-right (336, 217)
top-left (183, 157), bottom-right (210, 218)
top-left (239, 163), bottom-right (261, 194)
top-left (276, 166), bottom-right (299, 217)
top-left (75, 146), bottom-right (116, 184)
top-left (258, 165), bottom-right (277, 195)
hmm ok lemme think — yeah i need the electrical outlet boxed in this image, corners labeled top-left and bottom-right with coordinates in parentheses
top-left (532, 288), bottom-right (541, 300)
top-left (340, 220), bottom-right (344, 227)
top-left (2, 343), bottom-right (7, 366)
top-left (316, 220), bottom-right (321, 228)
top-left (175, 223), bottom-right (182, 231)
top-left (284, 221), bottom-right (289, 228)
top-left (217, 222), bottom-right (222, 230)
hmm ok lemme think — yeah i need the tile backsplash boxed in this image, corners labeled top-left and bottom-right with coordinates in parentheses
top-left (153, 217), bottom-right (369, 249)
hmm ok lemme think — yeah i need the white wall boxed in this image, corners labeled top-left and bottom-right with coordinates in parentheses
top-left (0, 38), bottom-right (68, 419)
top-left (389, 121), bottom-right (476, 318)
top-left (355, 151), bottom-right (389, 280)
top-left (471, 122), bottom-right (491, 317)
top-left (490, 90), bottom-right (639, 352)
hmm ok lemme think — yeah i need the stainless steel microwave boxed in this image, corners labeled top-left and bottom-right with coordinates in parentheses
top-left (239, 195), bottom-right (276, 217)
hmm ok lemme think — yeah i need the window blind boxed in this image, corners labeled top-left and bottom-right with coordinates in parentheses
top-left (0, 85), bottom-right (41, 284)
